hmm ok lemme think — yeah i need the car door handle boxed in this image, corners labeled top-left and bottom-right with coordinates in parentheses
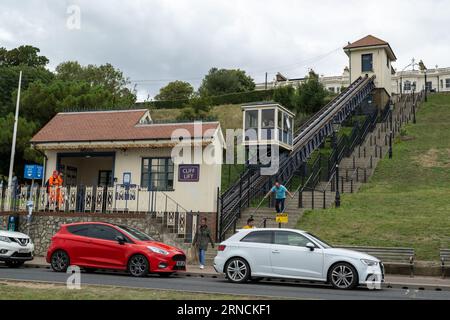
top-left (272, 250), bottom-right (280, 254)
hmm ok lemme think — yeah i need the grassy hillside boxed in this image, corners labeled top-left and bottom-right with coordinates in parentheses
top-left (150, 104), bottom-right (243, 130)
top-left (298, 94), bottom-right (450, 261)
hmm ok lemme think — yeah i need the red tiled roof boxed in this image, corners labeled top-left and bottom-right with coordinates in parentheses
top-left (344, 35), bottom-right (388, 49)
top-left (31, 109), bottom-right (220, 143)
top-left (343, 35), bottom-right (397, 60)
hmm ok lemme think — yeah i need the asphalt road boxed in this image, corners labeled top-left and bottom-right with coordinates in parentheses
top-left (0, 266), bottom-right (449, 300)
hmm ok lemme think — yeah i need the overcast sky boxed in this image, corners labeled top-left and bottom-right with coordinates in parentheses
top-left (1, 0), bottom-right (449, 100)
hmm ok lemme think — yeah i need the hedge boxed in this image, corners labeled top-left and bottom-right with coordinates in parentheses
top-left (137, 89), bottom-right (275, 110)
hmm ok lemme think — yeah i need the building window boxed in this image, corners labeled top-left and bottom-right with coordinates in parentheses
top-left (245, 110), bottom-right (258, 130)
top-left (328, 87), bottom-right (335, 93)
top-left (141, 158), bottom-right (174, 191)
top-left (441, 79), bottom-right (444, 89)
top-left (404, 80), bottom-right (411, 91)
top-left (446, 79), bottom-right (450, 88)
top-left (361, 54), bottom-right (373, 72)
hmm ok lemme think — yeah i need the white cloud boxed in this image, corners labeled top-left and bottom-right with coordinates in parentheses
top-left (1, 0), bottom-right (449, 100)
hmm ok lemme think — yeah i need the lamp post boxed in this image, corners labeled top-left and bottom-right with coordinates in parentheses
top-left (332, 121), bottom-right (341, 208)
top-left (412, 82), bottom-right (417, 124)
top-left (389, 102), bottom-right (394, 159)
top-left (424, 69), bottom-right (428, 102)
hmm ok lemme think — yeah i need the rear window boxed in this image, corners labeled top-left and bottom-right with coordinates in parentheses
top-left (67, 224), bottom-right (91, 237)
top-left (240, 231), bottom-right (273, 244)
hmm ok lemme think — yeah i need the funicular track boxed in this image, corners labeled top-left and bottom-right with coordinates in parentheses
top-left (218, 75), bottom-right (376, 240)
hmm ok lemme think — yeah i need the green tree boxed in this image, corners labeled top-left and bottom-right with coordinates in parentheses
top-left (20, 80), bottom-right (133, 126)
top-left (297, 70), bottom-right (328, 114)
top-left (55, 61), bottom-right (136, 106)
top-left (154, 80), bottom-right (194, 101)
top-left (0, 114), bottom-right (41, 178)
top-left (273, 85), bottom-right (297, 111)
top-left (177, 97), bottom-right (212, 121)
top-left (0, 45), bottom-right (49, 67)
top-left (198, 68), bottom-right (255, 97)
top-left (0, 65), bottom-right (54, 116)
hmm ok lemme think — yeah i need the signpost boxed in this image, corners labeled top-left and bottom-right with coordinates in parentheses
top-left (276, 213), bottom-right (288, 225)
top-left (23, 164), bottom-right (42, 236)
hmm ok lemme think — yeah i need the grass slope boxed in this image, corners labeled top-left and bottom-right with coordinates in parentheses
top-left (298, 94), bottom-right (450, 261)
top-left (0, 281), bottom-right (274, 300)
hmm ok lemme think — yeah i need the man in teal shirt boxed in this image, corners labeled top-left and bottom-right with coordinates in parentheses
top-left (264, 181), bottom-right (294, 213)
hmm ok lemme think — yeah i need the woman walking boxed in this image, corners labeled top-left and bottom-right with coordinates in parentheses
top-left (193, 217), bottom-right (215, 269)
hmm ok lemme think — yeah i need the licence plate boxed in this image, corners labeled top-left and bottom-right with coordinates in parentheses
top-left (18, 249), bottom-right (31, 253)
top-left (176, 261), bottom-right (186, 267)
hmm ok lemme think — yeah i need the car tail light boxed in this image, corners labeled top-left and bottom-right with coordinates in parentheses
top-left (217, 245), bottom-right (226, 251)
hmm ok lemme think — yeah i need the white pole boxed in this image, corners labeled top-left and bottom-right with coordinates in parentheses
top-left (8, 71), bottom-right (22, 189)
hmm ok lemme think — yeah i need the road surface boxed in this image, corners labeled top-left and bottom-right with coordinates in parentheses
top-left (0, 266), bottom-right (449, 300)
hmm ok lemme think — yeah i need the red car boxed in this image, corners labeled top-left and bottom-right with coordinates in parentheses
top-left (46, 222), bottom-right (186, 277)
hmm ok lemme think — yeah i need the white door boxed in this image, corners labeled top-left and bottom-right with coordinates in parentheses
top-left (238, 230), bottom-right (273, 275)
top-left (270, 231), bottom-right (324, 280)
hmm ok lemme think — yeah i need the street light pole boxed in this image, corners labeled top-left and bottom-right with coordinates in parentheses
top-left (7, 70), bottom-right (22, 189)
top-left (424, 69), bottom-right (428, 102)
top-left (332, 124), bottom-right (340, 208)
top-left (388, 102), bottom-right (393, 159)
top-left (412, 84), bottom-right (417, 124)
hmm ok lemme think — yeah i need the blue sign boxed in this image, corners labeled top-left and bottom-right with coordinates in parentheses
top-left (178, 165), bottom-right (200, 182)
top-left (24, 164), bottom-right (43, 180)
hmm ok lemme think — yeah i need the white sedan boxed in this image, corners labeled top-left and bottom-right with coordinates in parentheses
top-left (0, 230), bottom-right (34, 267)
top-left (214, 228), bottom-right (384, 290)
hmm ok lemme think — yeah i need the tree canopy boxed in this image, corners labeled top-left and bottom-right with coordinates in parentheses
top-left (0, 45), bottom-right (49, 67)
top-left (198, 68), bottom-right (255, 97)
top-left (154, 80), bottom-right (194, 101)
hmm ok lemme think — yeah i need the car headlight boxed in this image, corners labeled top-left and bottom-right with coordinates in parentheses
top-left (0, 236), bottom-right (11, 243)
top-left (361, 259), bottom-right (379, 266)
top-left (147, 246), bottom-right (169, 255)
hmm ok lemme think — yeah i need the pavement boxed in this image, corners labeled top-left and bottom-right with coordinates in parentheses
top-left (19, 256), bottom-right (450, 291)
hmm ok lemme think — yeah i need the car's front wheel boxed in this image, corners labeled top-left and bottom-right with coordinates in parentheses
top-left (128, 254), bottom-right (149, 277)
top-left (225, 258), bottom-right (250, 283)
top-left (328, 262), bottom-right (358, 290)
top-left (50, 250), bottom-right (70, 272)
top-left (5, 260), bottom-right (25, 268)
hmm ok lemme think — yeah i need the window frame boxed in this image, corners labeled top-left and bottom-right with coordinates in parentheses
top-left (240, 230), bottom-right (274, 244)
top-left (273, 231), bottom-right (313, 248)
top-left (141, 157), bottom-right (175, 191)
top-left (361, 53), bottom-right (373, 73)
top-left (446, 79), bottom-right (450, 88)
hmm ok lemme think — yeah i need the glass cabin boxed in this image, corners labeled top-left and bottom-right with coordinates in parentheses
top-left (242, 102), bottom-right (295, 151)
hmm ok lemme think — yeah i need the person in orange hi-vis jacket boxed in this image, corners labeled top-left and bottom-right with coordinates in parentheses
top-left (48, 170), bottom-right (63, 210)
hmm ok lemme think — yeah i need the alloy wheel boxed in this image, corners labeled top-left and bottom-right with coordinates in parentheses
top-left (128, 255), bottom-right (149, 277)
top-left (331, 264), bottom-right (355, 289)
top-left (226, 259), bottom-right (248, 282)
top-left (51, 250), bottom-right (69, 272)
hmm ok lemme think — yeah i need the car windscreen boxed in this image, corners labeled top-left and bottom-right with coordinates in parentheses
top-left (306, 232), bottom-right (332, 248)
top-left (115, 225), bottom-right (154, 241)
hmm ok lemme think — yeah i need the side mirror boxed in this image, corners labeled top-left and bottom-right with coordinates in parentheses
top-left (116, 236), bottom-right (126, 245)
top-left (306, 242), bottom-right (315, 251)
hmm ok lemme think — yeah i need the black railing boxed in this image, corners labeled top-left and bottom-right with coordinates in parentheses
top-left (218, 75), bottom-right (376, 240)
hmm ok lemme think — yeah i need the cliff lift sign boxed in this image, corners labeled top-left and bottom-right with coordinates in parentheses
top-left (178, 165), bottom-right (200, 182)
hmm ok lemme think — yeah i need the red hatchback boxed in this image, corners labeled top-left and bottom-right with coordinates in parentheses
top-left (46, 222), bottom-right (186, 277)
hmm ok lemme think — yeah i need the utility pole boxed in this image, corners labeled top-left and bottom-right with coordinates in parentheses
top-left (265, 72), bottom-right (268, 90)
top-left (8, 71), bottom-right (22, 189)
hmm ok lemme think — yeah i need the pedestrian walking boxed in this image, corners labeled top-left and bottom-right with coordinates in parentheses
top-left (264, 181), bottom-right (294, 213)
top-left (192, 217), bottom-right (215, 269)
